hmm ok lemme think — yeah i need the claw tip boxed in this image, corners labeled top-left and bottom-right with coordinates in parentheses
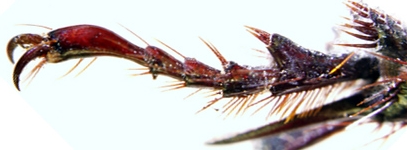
top-left (13, 75), bottom-right (21, 91)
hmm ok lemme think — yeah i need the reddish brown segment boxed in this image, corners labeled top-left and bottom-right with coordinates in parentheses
top-left (45, 25), bottom-right (147, 64)
top-left (143, 46), bottom-right (185, 79)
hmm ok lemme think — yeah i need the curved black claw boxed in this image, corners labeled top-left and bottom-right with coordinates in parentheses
top-left (13, 45), bottom-right (50, 91)
top-left (7, 34), bottom-right (44, 64)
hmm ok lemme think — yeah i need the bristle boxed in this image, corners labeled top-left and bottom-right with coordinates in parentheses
top-left (74, 57), bottom-right (97, 77)
top-left (23, 59), bottom-right (47, 88)
top-left (156, 39), bottom-right (186, 59)
top-left (352, 19), bottom-right (374, 27)
top-left (352, 89), bottom-right (399, 117)
top-left (329, 52), bottom-right (355, 75)
top-left (15, 24), bottom-right (53, 30)
top-left (340, 30), bottom-right (377, 41)
top-left (196, 97), bottom-right (222, 114)
top-left (59, 58), bottom-right (84, 79)
top-left (159, 82), bottom-right (186, 92)
top-left (183, 88), bottom-right (203, 100)
top-left (336, 43), bottom-right (377, 48)
top-left (349, 25), bottom-right (377, 36)
top-left (199, 37), bottom-right (228, 67)
top-left (346, 2), bottom-right (369, 18)
top-left (130, 71), bottom-right (151, 76)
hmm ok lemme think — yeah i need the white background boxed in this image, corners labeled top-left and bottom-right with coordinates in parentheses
top-left (1, 0), bottom-right (407, 149)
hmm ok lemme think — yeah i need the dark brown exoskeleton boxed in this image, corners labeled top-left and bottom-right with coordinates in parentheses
top-left (208, 1), bottom-right (407, 149)
top-left (207, 29), bottom-right (380, 149)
